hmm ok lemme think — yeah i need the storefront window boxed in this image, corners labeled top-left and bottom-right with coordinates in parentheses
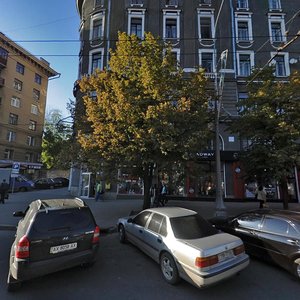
top-left (117, 169), bottom-right (143, 195)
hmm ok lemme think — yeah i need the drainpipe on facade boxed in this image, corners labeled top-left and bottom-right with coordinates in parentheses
top-left (106, 0), bottom-right (111, 67)
top-left (229, 0), bottom-right (237, 77)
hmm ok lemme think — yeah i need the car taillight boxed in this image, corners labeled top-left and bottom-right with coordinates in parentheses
top-left (233, 244), bottom-right (245, 256)
top-left (92, 226), bottom-right (100, 244)
top-left (195, 255), bottom-right (219, 268)
top-left (16, 236), bottom-right (30, 259)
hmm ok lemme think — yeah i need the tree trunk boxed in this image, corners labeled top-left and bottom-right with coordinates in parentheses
top-left (142, 163), bottom-right (154, 210)
top-left (279, 177), bottom-right (289, 210)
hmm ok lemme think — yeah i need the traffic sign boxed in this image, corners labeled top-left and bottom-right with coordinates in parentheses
top-left (11, 162), bottom-right (20, 174)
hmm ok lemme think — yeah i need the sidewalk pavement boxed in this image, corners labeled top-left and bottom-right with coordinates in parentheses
top-left (82, 197), bottom-right (300, 233)
top-left (1, 190), bottom-right (300, 233)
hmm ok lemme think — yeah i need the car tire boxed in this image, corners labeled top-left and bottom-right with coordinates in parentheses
top-left (293, 257), bottom-right (300, 279)
top-left (119, 225), bottom-right (127, 243)
top-left (160, 252), bottom-right (180, 285)
top-left (7, 272), bottom-right (21, 292)
top-left (19, 187), bottom-right (27, 192)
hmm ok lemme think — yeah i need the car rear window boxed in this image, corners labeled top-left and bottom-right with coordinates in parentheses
top-left (170, 214), bottom-right (218, 239)
top-left (32, 208), bottom-right (95, 233)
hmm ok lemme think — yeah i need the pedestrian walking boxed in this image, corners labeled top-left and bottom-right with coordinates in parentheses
top-left (160, 183), bottom-right (168, 206)
top-left (0, 179), bottom-right (9, 204)
top-left (256, 185), bottom-right (267, 209)
top-left (95, 181), bottom-right (104, 202)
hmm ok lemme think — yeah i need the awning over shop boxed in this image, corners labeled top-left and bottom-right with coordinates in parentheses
top-left (0, 160), bottom-right (43, 169)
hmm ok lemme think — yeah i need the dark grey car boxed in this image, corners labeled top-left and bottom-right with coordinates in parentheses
top-left (7, 198), bottom-right (100, 291)
top-left (210, 209), bottom-right (300, 280)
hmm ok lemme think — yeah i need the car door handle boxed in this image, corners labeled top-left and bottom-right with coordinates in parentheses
top-left (287, 239), bottom-right (298, 245)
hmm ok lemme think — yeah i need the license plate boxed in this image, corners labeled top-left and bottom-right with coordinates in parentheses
top-left (218, 249), bottom-right (234, 262)
top-left (50, 242), bottom-right (77, 254)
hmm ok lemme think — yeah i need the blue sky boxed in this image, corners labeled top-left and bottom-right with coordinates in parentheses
top-left (0, 0), bottom-right (80, 118)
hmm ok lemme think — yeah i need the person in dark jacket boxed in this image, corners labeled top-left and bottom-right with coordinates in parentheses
top-left (0, 179), bottom-right (9, 204)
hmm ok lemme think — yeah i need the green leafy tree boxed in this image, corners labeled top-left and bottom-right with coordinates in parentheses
top-left (78, 32), bottom-right (212, 208)
top-left (42, 109), bottom-right (73, 169)
top-left (231, 68), bottom-right (300, 208)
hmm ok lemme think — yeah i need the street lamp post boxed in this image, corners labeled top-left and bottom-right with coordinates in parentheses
top-left (214, 50), bottom-right (228, 217)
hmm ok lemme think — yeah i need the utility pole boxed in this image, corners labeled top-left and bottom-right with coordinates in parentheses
top-left (214, 49), bottom-right (228, 218)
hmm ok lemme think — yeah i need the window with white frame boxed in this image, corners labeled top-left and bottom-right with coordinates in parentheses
top-left (237, 92), bottom-right (248, 114)
top-left (163, 12), bottom-right (180, 39)
top-left (11, 96), bottom-right (21, 108)
top-left (9, 113), bottom-right (18, 125)
top-left (199, 50), bottom-right (215, 73)
top-left (27, 136), bottom-right (35, 147)
top-left (33, 88), bottom-right (40, 101)
top-left (31, 104), bottom-right (38, 115)
top-left (16, 62), bottom-right (25, 75)
top-left (29, 120), bottom-right (37, 131)
top-left (13, 78), bottom-right (23, 91)
top-left (198, 10), bottom-right (215, 40)
top-left (128, 10), bottom-right (145, 39)
top-left (235, 14), bottom-right (253, 42)
top-left (271, 52), bottom-right (290, 77)
top-left (130, 18), bottom-right (142, 37)
top-left (237, 51), bottom-right (254, 76)
top-left (4, 149), bottom-right (14, 160)
top-left (237, 21), bottom-right (250, 40)
top-left (268, 15), bottom-right (286, 43)
top-left (91, 14), bottom-right (105, 40)
top-left (7, 131), bottom-right (16, 142)
top-left (35, 73), bottom-right (42, 85)
top-left (271, 22), bottom-right (284, 42)
top-left (237, 0), bottom-right (249, 9)
top-left (269, 0), bottom-right (281, 10)
top-left (89, 49), bottom-right (104, 74)
top-left (170, 48), bottom-right (180, 66)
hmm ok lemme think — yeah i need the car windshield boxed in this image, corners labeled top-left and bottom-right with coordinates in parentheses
top-left (170, 214), bottom-right (218, 239)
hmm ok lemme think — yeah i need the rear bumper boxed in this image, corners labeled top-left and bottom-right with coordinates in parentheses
top-left (10, 244), bottom-right (99, 282)
top-left (181, 255), bottom-right (249, 288)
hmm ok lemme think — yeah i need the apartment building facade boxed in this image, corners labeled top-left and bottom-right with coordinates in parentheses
top-left (74, 0), bottom-right (300, 200)
top-left (0, 32), bottom-right (58, 177)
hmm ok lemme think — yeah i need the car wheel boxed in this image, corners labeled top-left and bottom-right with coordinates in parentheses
top-left (119, 225), bottom-right (127, 243)
top-left (293, 258), bottom-right (300, 279)
top-left (19, 187), bottom-right (27, 192)
top-left (160, 252), bottom-right (180, 285)
top-left (7, 272), bottom-right (21, 292)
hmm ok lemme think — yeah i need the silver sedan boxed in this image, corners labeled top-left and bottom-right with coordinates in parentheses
top-left (117, 207), bottom-right (249, 288)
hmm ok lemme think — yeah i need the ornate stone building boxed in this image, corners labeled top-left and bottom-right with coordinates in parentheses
top-left (73, 0), bottom-right (300, 200)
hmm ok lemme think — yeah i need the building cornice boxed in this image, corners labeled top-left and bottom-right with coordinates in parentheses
top-left (0, 32), bottom-right (58, 77)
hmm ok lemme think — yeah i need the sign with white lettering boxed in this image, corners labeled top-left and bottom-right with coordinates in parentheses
top-left (11, 162), bottom-right (20, 174)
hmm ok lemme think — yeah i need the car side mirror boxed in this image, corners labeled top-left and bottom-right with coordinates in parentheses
top-left (127, 218), bottom-right (133, 223)
top-left (13, 211), bottom-right (25, 218)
